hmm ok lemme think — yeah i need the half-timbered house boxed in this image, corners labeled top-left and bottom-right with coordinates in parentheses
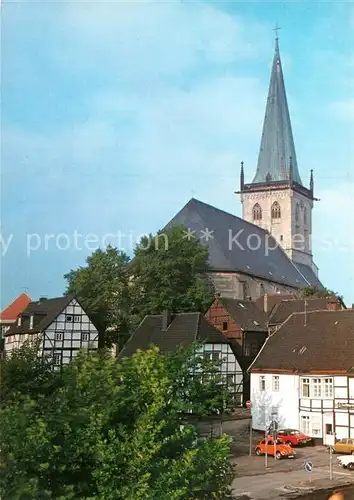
top-left (118, 310), bottom-right (244, 405)
top-left (4, 295), bottom-right (99, 369)
top-left (248, 309), bottom-right (354, 443)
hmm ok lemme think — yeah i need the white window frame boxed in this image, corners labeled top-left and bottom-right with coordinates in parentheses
top-left (324, 378), bottom-right (333, 398)
top-left (74, 315), bottom-right (81, 323)
top-left (272, 375), bottom-right (280, 392)
top-left (82, 333), bottom-right (89, 342)
top-left (301, 415), bottom-right (310, 435)
top-left (55, 332), bottom-right (63, 341)
top-left (66, 315), bottom-right (73, 322)
top-left (260, 375), bottom-right (266, 392)
top-left (53, 353), bottom-right (62, 366)
top-left (301, 378), bottom-right (310, 398)
top-left (29, 315), bottom-right (34, 329)
top-left (312, 378), bottom-right (322, 397)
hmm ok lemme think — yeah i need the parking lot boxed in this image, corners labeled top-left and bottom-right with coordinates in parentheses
top-left (214, 418), bottom-right (354, 499)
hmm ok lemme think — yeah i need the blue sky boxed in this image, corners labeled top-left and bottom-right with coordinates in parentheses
top-left (1, 0), bottom-right (354, 307)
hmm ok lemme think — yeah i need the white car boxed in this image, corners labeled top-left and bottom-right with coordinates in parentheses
top-left (337, 455), bottom-right (354, 470)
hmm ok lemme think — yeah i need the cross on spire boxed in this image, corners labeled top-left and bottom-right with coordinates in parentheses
top-left (273, 23), bottom-right (281, 40)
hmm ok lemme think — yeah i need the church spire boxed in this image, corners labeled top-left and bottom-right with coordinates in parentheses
top-left (252, 33), bottom-right (303, 186)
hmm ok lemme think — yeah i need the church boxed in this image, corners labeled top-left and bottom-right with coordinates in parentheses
top-left (164, 36), bottom-right (322, 300)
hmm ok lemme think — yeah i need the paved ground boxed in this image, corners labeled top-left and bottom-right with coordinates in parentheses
top-left (213, 418), bottom-right (354, 499)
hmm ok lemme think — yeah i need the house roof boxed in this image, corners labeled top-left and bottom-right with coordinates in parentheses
top-left (255, 293), bottom-right (296, 315)
top-left (165, 198), bottom-right (320, 289)
top-left (218, 298), bottom-right (268, 332)
top-left (5, 295), bottom-right (74, 335)
top-left (118, 312), bottom-right (231, 358)
top-left (0, 293), bottom-right (31, 321)
top-left (252, 38), bottom-right (302, 186)
top-left (268, 297), bottom-right (339, 325)
top-left (249, 310), bottom-right (354, 374)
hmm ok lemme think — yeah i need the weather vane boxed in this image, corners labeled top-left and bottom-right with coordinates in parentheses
top-left (273, 23), bottom-right (281, 39)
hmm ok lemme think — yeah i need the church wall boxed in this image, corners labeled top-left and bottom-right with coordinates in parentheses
top-left (207, 272), bottom-right (298, 301)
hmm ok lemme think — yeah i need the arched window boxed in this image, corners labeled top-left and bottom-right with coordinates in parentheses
top-left (271, 201), bottom-right (281, 219)
top-left (253, 203), bottom-right (262, 221)
top-left (295, 203), bottom-right (300, 223)
top-left (303, 207), bottom-right (308, 226)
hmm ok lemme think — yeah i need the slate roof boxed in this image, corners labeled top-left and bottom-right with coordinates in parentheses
top-left (219, 298), bottom-right (268, 332)
top-left (252, 38), bottom-right (302, 185)
top-left (255, 294), bottom-right (296, 315)
top-left (165, 198), bottom-right (320, 289)
top-left (118, 312), bottom-right (232, 358)
top-left (5, 295), bottom-right (73, 335)
top-left (0, 293), bottom-right (31, 321)
top-left (293, 262), bottom-right (323, 289)
top-left (268, 297), bottom-right (339, 325)
top-left (249, 310), bottom-right (354, 373)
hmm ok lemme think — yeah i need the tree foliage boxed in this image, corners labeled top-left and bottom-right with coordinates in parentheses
top-left (300, 286), bottom-right (344, 304)
top-left (0, 344), bottom-right (234, 499)
top-left (64, 246), bottom-right (131, 348)
top-left (129, 225), bottom-right (214, 321)
top-left (64, 226), bottom-right (214, 347)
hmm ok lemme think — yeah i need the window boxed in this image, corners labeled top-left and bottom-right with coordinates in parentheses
top-left (272, 376), bottom-right (280, 392)
top-left (29, 315), bottom-right (34, 329)
top-left (303, 207), bottom-right (308, 226)
top-left (55, 332), bottom-right (63, 341)
top-left (222, 321), bottom-right (228, 331)
top-left (74, 315), bottom-right (80, 322)
top-left (211, 351), bottom-right (221, 363)
top-left (252, 203), bottom-right (262, 221)
top-left (260, 375), bottom-right (266, 391)
top-left (312, 378), bottom-right (322, 397)
top-left (271, 201), bottom-right (281, 219)
top-left (66, 315), bottom-right (73, 322)
top-left (301, 416), bottom-right (310, 435)
top-left (324, 378), bottom-right (333, 398)
top-left (295, 203), bottom-right (300, 223)
top-left (301, 378), bottom-right (310, 398)
top-left (280, 235), bottom-right (283, 241)
top-left (53, 353), bottom-right (62, 366)
top-left (312, 417), bottom-right (322, 437)
top-left (82, 333), bottom-right (89, 342)
top-left (17, 316), bottom-right (22, 327)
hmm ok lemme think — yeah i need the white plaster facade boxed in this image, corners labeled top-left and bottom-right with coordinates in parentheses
top-left (241, 188), bottom-right (317, 275)
top-left (4, 298), bottom-right (99, 368)
top-left (251, 372), bottom-right (354, 443)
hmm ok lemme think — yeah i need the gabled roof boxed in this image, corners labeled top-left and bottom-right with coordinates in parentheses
top-left (118, 312), bottom-right (231, 358)
top-left (165, 198), bottom-right (319, 289)
top-left (252, 38), bottom-right (302, 185)
top-left (249, 310), bottom-right (354, 374)
top-left (0, 293), bottom-right (31, 321)
top-left (5, 295), bottom-right (74, 335)
top-left (217, 298), bottom-right (268, 332)
top-left (268, 297), bottom-right (340, 325)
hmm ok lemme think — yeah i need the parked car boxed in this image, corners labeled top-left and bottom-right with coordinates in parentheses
top-left (276, 429), bottom-right (312, 446)
top-left (330, 438), bottom-right (354, 455)
top-left (337, 455), bottom-right (354, 470)
top-left (255, 438), bottom-right (295, 459)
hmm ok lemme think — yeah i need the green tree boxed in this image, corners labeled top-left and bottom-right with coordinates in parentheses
top-left (64, 246), bottom-right (131, 348)
top-left (129, 225), bottom-right (214, 323)
top-left (1, 345), bottom-right (234, 499)
top-left (300, 286), bottom-right (345, 305)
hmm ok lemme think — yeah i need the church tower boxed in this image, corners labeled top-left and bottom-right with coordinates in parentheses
top-left (238, 35), bottom-right (318, 276)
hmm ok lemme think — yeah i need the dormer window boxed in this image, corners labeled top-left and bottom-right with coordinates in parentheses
top-left (253, 203), bottom-right (262, 221)
top-left (29, 315), bottom-right (34, 329)
top-left (17, 316), bottom-right (22, 327)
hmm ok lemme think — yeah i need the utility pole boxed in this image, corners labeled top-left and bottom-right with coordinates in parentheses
top-left (246, 400), bottom-right (252, 456)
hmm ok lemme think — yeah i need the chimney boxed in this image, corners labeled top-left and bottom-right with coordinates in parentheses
top-left (162, 310), bottom-right (172, 331)
top-left (264, 293), bottom-right (268, 313)
top-left (327, 300), bottom-right (341, 311)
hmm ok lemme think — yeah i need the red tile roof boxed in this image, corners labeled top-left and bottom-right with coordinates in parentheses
top-left (0, 293), bottom-right (31, 321)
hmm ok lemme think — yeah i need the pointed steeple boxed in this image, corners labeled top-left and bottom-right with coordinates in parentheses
top-left (310, 169), bottom-right (314, 194)
top-left (252, 36), bottom-right (303, 186)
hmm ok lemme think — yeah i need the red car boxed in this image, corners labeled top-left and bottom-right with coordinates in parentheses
top-left (276, 429), bottom-right (312, 446)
